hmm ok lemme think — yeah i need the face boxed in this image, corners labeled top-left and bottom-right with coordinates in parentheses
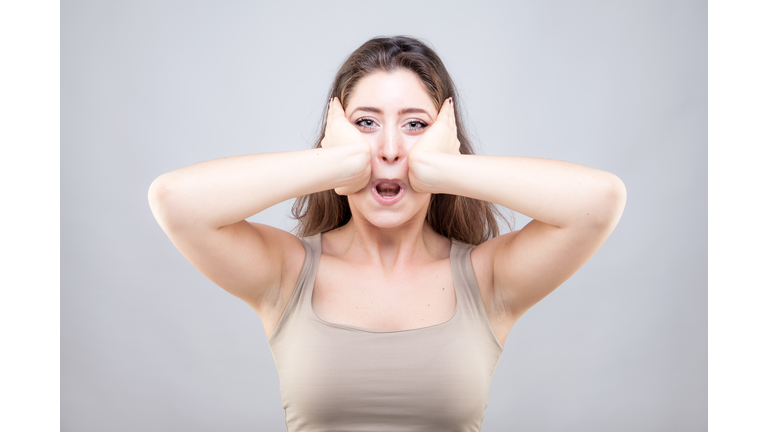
top-left (344, 69), bottom-right (438, 230)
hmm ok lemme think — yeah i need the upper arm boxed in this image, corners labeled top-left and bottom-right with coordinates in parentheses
top-left (473, 180), bottom-right (626, 321)
top-left (149, 181), bottom-right (305, 314)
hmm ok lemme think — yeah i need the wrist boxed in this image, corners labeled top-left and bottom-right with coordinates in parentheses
top-left (408, 149), bottom-right (453, 194)
top-left (333, 141), bottom-right (371, 195)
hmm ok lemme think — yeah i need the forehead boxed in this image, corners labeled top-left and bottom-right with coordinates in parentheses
top-left (347, 69), bottom-right (435, 113)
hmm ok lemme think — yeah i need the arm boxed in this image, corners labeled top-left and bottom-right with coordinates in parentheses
top-left (409, 99), bottom-right (626, 321)
top-left (148, 99), bottom-right (370, 314)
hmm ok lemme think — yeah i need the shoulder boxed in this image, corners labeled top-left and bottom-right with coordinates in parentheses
top-left (470, 230), bottom-right (522, 275)
top-left (250, 223), bottom-right (307, 313)
top-left (468, 231), bottom-right (523, 332)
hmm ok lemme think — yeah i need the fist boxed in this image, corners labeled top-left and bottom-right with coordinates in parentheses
top-left (321, 97), bottom-right (371, 195)
top-left (408, 98), bottom-right (461, 193)
top-left (410, 98), bottom-right (460, 156)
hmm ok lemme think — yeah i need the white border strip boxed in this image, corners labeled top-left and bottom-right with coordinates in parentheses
top-left (709, 1), bottom-right (768, 431)
top-left (0, 1), bottom-right (61, 431)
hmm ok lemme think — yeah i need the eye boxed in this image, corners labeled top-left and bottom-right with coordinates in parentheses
top-left (355, 117), bottom-right (378, 130)
top-left (404, 119), bottom-right (428, 131)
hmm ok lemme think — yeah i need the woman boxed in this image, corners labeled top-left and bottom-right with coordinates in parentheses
top-left (148, 36), bottom-right (626, 431)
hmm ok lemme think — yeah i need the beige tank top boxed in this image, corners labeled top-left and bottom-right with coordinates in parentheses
top-left (267, 234), bottom-right (504, 432)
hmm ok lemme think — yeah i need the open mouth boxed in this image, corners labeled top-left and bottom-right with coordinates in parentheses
top-left (371, 179), bottom-right (406, 205)
top-left (376, 182), bottom-right (401, 197)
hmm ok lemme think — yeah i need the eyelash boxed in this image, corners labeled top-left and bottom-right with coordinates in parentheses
top-left (404, 120), bottom-right (428, 131)
top-left (354, 118), bottom-right (429, 131)
top-left (355, 118), bottom-right (377, 130)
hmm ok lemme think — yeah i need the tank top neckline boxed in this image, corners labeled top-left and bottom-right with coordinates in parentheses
top-left (306, 233), bottom-right (462, 335)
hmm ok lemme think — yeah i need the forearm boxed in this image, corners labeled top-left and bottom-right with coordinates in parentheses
top-left (149, 145), bottom-right (369, 231)
top-left (410, 152), bottom-right (626, 230)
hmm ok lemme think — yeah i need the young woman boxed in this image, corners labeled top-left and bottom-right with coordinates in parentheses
top-left (148, 36), bottom-right (626, 431)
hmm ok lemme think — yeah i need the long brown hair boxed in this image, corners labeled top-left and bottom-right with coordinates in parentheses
top-left (292, 36), bottom-right (507, 245)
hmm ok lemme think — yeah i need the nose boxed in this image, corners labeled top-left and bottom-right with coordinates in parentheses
top-left (376, 125), bottom-right (405, 164)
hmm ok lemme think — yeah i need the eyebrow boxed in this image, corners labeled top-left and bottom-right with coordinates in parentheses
top-left (349, 107), bottom-right (434, 121)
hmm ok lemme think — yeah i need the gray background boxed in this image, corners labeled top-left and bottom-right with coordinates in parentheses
top-left (62, 1), bottom-right (706, 431)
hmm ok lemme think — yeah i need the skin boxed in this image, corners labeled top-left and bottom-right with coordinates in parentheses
top-left (148, 69), bottom-right (626, 347)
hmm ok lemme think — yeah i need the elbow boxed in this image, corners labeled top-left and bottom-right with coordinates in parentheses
top-left (583, 173), bottom-right (627, 231)
top-left (148, 175), bottom-right (165, 210)
top-left (148, 174), bottom-right (180, 231)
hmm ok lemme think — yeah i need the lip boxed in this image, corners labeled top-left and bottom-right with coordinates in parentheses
top-left (371, 178), bottom-right (406, 205)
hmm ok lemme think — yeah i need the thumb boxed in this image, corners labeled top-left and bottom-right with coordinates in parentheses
top-left (436, 97), bottom-right (452, 123)
top-left (328, 97), bottom-right (345, 122)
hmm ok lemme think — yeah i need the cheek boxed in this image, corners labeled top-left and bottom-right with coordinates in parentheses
top-left (362, 133), bottom-right (376, 148)
top-left (403, 134), bottom-right (420, 151)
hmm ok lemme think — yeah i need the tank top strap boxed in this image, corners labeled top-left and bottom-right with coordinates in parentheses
top-left (267, 233), bottom-right (321, 345)
top-left (295, 233), bottom-right (322, 310)
top-left (450, 238), bottom-right (504, 349)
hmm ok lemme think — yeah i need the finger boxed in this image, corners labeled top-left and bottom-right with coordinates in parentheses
top-left (334, 97), bottom-right (347, 117)
top-left (437, 98), bottom-right (452, 124)
top-left (327, 97), bottom-right (338, 123)
top-left (324, 98), bottom-right (334, 130)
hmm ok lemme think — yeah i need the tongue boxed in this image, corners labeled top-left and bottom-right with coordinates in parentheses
top-left (377, 183), bottom-right (400, 197)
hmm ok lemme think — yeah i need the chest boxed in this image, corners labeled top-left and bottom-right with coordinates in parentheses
top-left (312, 255), bottom-right (457, 331)
top-left (274, 326), bottom-right (496, 432)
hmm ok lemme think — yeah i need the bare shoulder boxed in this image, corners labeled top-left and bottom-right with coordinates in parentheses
top-left (470, 230), bottom-right (522, 292)
top-left (469, 231), bottom-right (523, 346)
top-left (249, 224), bottom-right (307, 335)
top-left (317, 226), bottom-right (348, 257)
top-left (247, 222), bottom-right (307, 300)
top-left (164, 217), bottom-right (306, 317)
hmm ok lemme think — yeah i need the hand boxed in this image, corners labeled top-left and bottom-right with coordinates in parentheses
top-left (321, 97), bottom-right (371, 195)
top-left (408, 98), bottom-right (461, 193)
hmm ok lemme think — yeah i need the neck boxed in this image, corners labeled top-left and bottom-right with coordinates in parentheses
top-left (333, 212), bottom-right (446, 271)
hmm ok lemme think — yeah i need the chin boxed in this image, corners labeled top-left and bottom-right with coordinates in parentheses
top-left (365, 213), bottom-right (418, 230)
top-left (355, 202), bottom-right (430, 231)
top-left (348, 187), bottom-right (431, 230)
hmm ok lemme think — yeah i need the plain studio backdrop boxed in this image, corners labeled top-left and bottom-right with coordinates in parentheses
top-left (61, 1), bottom-right (706, 431)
